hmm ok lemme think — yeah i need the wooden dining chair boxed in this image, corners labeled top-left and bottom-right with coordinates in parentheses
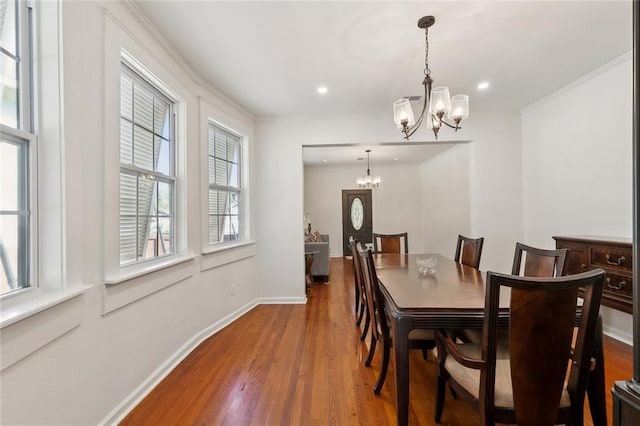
top-left (461, 243), bottom-right (569, 344)
top-left (357, 244), bottom-right (434, 394)
top-left (349, 238), bottom-right (369, 340)
top-left (512, 242), bottom-right (568, 277)
top-left (454, 234), bottom-right (484, 269)
top-left (435, 268), bottom-right (605, 425)
top-left (373, 232), bottom-right (409, 254)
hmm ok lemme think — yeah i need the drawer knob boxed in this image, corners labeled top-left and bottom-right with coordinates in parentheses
top-left (605, 254), bottom-right (626, 266)
top-left (580, 263), bottom-right (587, 270)
top-left (606, 277), bottom-right (627, 290)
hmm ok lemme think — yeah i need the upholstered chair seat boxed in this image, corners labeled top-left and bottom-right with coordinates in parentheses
top-left (442, 343), bottom-right (571, 409)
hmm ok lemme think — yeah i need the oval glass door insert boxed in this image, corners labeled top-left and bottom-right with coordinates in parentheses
top-left (350, 197), bottom-right (364, 231)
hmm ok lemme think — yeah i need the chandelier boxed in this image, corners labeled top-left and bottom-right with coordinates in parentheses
top-left (357, 150), bottom-right (381, 188)
top-left (393, 16), bottom-right (469, 140)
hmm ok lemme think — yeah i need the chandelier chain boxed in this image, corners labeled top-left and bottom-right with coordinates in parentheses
top-left (424, 26), bottom-right (431, 77)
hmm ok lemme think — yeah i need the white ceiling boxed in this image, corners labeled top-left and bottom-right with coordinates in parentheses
top-left (134, 0), bottom-right (632, 164)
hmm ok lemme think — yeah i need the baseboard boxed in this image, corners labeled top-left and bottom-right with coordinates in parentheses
top-left (258, 296), bottom-right (307, 304)
top-left (603, 325), bottom-right (633, 346)
top-left (101, 296), bottom-right (304, 425)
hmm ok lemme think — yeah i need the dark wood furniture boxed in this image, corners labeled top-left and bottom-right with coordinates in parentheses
top-left (513, 242), bottom-right (567, 277)
top-left (374, 253), bottom-right (607, 426)
top-left (349, 239), bottom-right (369, 340)
top-left (435, 269), bottom-right (605, 425)
top-left (460, 243), bottom-right (568, 344)
top-left (454, 234), bottom-right (484, 269)
top-left (613, 381), bottom-right (640, 424)
top-left (373, 232), bottom-right (409, 254)
top-left (554, 236), bottom-right (633, 314)
top-left (358, 248), bottom-right (434, 394)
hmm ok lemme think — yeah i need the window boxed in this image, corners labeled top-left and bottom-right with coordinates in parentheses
top-left (1, 0), bottom-right (35, 297)
top-left (119, 63), bottom-right (176, 265)
top-left (207, 123), bottom-right (242, 245)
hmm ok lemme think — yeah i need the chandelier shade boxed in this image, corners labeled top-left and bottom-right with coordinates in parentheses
top-left (393, 99), bottom-right (415, 130)
top-left (393, 16), bottom-right (469, 140)
top-left (357, 150), bottom-right (381, 189)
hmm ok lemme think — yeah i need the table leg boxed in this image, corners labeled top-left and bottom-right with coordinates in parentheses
top-left (393, 316), bottom-right (411, 426)
top-left (587, 315), bottom-right (607, 426)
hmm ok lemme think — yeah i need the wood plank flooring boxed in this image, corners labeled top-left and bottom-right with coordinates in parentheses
top-left (121, 257), bottom-right (633, 425)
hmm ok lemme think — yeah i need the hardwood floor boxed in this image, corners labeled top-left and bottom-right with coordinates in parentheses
top-left (121, 257), bottom-right (633, 425)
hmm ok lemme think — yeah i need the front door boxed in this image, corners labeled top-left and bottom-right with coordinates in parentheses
top-left (342, 189), bottom-right (373, 256)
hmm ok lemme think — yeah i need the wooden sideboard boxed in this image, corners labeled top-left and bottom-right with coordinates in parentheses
top-left (553, 236), bottom-right (633, 314)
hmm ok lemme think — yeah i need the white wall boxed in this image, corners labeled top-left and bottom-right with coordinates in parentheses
top-left (521, 53), bottom-right (633, 343)
top-left (0, 2), bottom-right (268, 424)
top-left (420, 144), bottom-right (472, 259)
top-left (463, 111), bottom-right (524, 273)
top-left (256, 109), bottom-right (524, 300)
top-left (304, 163), bottom-right (425, 256)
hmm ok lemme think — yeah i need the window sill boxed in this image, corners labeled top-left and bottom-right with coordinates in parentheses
top-left (201, 241), bottom-right (256, 271)
top-left (0, 285), bottom-right (92, 371)
top-left (202, 240), bottom-right (255, 255)
top-left (0, 285), bottom-right (92, 329)
top-left (105, 254), bottom-right (196, 285)
top-left (103, 255), bottom-right (196, 315)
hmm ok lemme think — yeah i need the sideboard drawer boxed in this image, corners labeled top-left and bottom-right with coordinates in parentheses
top-left (553, 236), bottom-right (633, 314)
top-left (605, 273), bottom-right (633, 299)
top-left (591, 247), bottom-right (633, 272)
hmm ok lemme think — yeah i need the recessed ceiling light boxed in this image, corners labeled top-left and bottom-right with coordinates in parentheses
top-left (317, 86), bottom-right (328, 95)
top-left (394, 158), bottom-right (398, 161)
top-left (322, 159), bottom-right (327, 162)
top-left (477, 81), bottom-right (490, 90)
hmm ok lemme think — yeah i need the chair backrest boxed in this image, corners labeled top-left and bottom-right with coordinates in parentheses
top-left (480, 269), bottom-right (604, 425)
top-left (373, 232), bottom-right (408, 254)
top-left (454, 235), bottom-right (484, 269)
top-left (357, 244), bottom-right (389, 340)
top-left (349, 238), bottom-right (366, 302)
top-left (511, 242), bottom-right (568, 277)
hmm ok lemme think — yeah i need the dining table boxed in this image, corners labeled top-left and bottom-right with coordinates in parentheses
top-left (373, 253), bottom-right (606, 426)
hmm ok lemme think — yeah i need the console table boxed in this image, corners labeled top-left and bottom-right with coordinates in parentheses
top-left (553, 236), bottom-right (633, 313)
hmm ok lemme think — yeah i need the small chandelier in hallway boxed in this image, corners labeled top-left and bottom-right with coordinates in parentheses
top-left (357, 150), bottom-right (381, 189)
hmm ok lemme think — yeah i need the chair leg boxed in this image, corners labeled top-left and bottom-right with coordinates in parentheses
top-left (435, 376), bottom-right (446, 423)
top-left (449, 385), bottom-right (457, 399)
top-left (360, 309), bottom-right (370, 341)
top-left (373, 336), bottom-right (390, 394)
top-left (356, 299), bottom-right (365, 326)
top-left (421, 347), bottom-right (429, 360)
top-left (365, 334), bottom-right (377, 367)
top-left (354, 283), bottom-right (360, 316)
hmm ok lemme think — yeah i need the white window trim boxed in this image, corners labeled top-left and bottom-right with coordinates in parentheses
top-left (0, 1), bottom-right (90, 370)
top-left (0, 125), bottom-right (38, 298)
top-left (119, 61), bottom-right (177, 266)
top-left (105, 254), bottom-right (195, 285)
top-left (0, 284), bottom-right (90, 329)
top-left (204, 119), bottom-right (248, 250)
top-left (104, 48), bottom-right (188, 284)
